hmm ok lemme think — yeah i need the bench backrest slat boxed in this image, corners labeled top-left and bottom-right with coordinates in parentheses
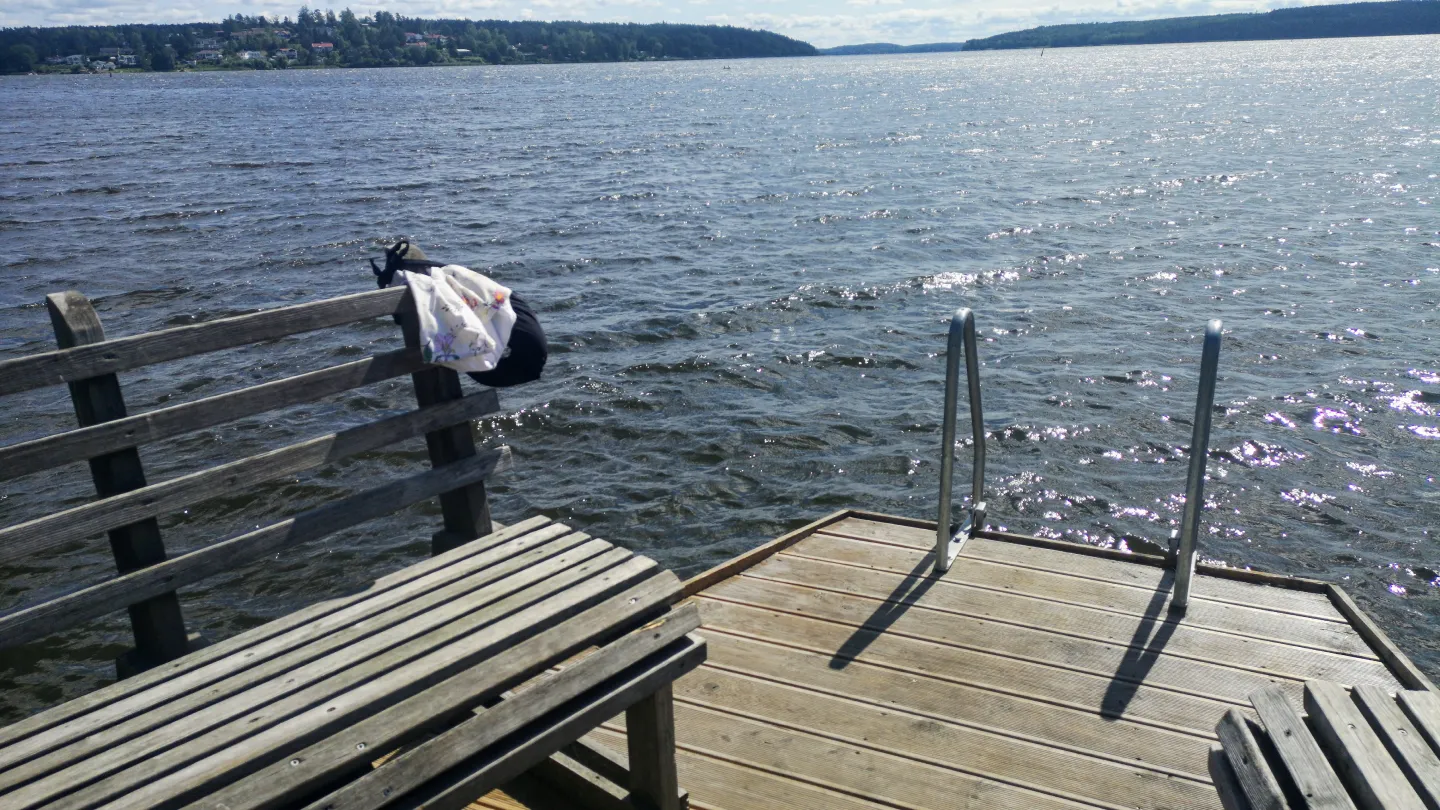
top-left (0, 348), bottom-right (428, 483)
top-left (0, 448), bottom-right (511, 656)
top-left (0, 389), bottom-right (500, 567)
top-left (0, 284), bottom-right (504, 677)
top-left (0, 287), bottom-right (405, 397)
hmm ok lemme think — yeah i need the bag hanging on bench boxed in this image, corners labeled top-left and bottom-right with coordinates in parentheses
top-left (372, 240), bottom-right (548, 387)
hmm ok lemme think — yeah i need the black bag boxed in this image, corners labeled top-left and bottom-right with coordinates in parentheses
top-left (371, 240), bottom-right (548, 388)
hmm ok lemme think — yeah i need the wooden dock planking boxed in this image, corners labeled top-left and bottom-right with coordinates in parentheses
top-left (588, 512), bottom-right (1417, 810)
top-left (797, 532), bottom-right (1374, 656)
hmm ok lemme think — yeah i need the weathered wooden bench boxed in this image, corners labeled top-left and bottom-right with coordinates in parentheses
top-left (1213, 681), bottom-right (1440, 810)
top-left (0, 287), bottom-right (704, 809)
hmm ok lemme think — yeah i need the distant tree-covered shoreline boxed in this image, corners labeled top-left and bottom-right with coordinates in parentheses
top-left (962, 0), bottom-right (1440, 50)
top-left (0, 11), bottom-right (815, 74)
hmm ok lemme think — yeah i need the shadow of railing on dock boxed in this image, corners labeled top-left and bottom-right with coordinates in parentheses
top-left (829, 554), bottom-right (940, 670)
top-left (1101, 572), bottom-right (1180, 720)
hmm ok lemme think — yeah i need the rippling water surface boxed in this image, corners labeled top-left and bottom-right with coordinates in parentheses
top-left (1, 37), bottom-right (1437, 720)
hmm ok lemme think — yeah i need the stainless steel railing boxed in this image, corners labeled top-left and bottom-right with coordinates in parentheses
top-left (1170, 318), bottom-right (1223, 613)
top-left (934, 310), bottom-right (1223, 612)
top-left (936, 308), bottom-right (986, 573)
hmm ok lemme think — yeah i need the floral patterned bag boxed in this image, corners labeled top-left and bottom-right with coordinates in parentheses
top-left (400, 264), bottom-right (518, 373)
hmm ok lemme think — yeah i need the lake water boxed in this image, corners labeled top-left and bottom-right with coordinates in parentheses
top-left (1, 36), bottom-right (1437, 721)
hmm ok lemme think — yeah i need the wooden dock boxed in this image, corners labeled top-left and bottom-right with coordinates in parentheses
top-left (560, 510), bottom-right (1427, 810)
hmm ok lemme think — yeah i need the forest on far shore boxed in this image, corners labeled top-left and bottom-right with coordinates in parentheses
top-left (0, 10), bottom-right (816, 73)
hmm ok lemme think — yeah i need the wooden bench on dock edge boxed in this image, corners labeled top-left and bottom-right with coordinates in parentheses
top-left (0, 287), bottom-right (705, 809)
top-left (1215, 681), bottom-right (1440, 810)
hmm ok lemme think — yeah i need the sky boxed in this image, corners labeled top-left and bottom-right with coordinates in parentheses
top-left (3, 0), bottom-right (1344, 48)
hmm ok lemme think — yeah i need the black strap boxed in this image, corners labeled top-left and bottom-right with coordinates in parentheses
top-left (371, 239), bottom-right (444, 289)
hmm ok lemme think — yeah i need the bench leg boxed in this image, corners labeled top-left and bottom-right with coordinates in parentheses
top-left (626, 684), bottom-right (681, 810)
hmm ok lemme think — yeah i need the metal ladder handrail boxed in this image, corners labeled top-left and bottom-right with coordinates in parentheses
top-left (935, 310), bottom-right (1223, 605)
top-left (936, 308), bottom-right (986, 573)
top-left (1171, 318), bottom-right (1223, 613)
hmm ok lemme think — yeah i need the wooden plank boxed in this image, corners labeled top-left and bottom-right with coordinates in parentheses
top-left (799, 532), bottom-right (1373, 657)
top-left (45, 290), bottom-right (195, 672)
top-left (698, 579), bottom-right (1276, 722)
top-left (696, 624), bottom-right (1213, 778)
top-left (820, 514), bottom-right (1340, 619)
top-left (827, 513), bottom-right (1332, 595)
top-left (0, 348), bottom-right (428, 482)
top-left (0, 523), bottom-right (581, 777)
top-left (681, 510), bottom-right (850, 598)
top-left (0, 516), bottom-right (550, 755)
top-left (0, 286), bottom-right (406, 397)
top-left (958, 535), bottom-right (1345, 621)
top-left (1249, 686), bottom-right (1356, 810)
top-left (346, 637), bottom-right (707, 810)
top-left (0, 447), bottom-right (512, 649)
top-left (696, 595), bottom-right (1236, 734)
top-left (544, 737), bottom-right (693, 810)
top-left (1215, 709), bottom-right (1289, 810)
top-left (819, 516), bottom-right (935, 549)
top-left (1400, 691), bottom-right (1440, 756)
top-left (261, 610), bottom-right (701, 810)
top-left (10, 539), bottom-right (633, 809)
top-left (749, 553), bottom-right (1398, 687)
top-left (1211, 744), bottom-right (1259, 810)
top-left (1327, 585), bottom-right (1438, 691)
top-left (401, 292), bottom-right (492, 552)
top-left (1305, 680), bottom-right (1425, 810)
top-left (519, 749), bottom-right (630, 810)
top-left (627, 684), bottom-right (682, 810)
top-left (204, 601), bottom-right (691, 810)
top-left (1353, 685), bottom-right (1440, 809)
top-left (0, 443), bottom-right (512, 645)
top-left (594, 719), bottom-right (1069, 810)
top-left (0, 388), bottom-right (500, 566)
top-left (671, 665), bottom-right (1219, 809)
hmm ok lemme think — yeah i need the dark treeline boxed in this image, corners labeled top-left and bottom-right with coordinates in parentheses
top-left (1, 10), bottom-right (815, 73)
top-left (963, 0), bottom-right (1440, 50)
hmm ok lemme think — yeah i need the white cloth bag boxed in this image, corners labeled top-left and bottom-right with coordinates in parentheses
top-left (400, 265), bottom-right (517, 373)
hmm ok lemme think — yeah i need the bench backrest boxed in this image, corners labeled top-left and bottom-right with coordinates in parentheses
top-left (0, 286), bottom-right (508, 673)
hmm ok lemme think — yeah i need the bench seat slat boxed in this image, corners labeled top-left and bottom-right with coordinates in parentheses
top-left (95, 560), bottom-right (673, 810)
top-left (359, 635), bottom-right (705, 810)
top-left (0, 389), bottom-right (500, 566)
top-left (1304, 681), bottom-right (1426, 810)
top-left (0, 516), bottom-right (549, 754)
top-left (204, 601), bottom-right (698, 810)
top-left (1215, 708), bottom-right (1288, 810)
top-left (0, 517), bottom-right (567, 777)
top-left (1250, 686), bottom-right (1357, 810)
top-left (0, 447), bottom-right (513, 650)
top-left (0, 348), bottom-right (429, 482)
top-left (1400, 691), bottom-right (1440, 756)
top-left (0, 287), bottom-right (407, 398)
top-left (4, 537), bottom-right (626, 808)
top-left (1352, 685), bottom-right (1440, 809)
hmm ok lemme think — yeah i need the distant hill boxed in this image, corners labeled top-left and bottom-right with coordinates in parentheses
top-left (962, 0), bottom-right (1440, 50)
top-left (819, 42), bottom-right (965, 55)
